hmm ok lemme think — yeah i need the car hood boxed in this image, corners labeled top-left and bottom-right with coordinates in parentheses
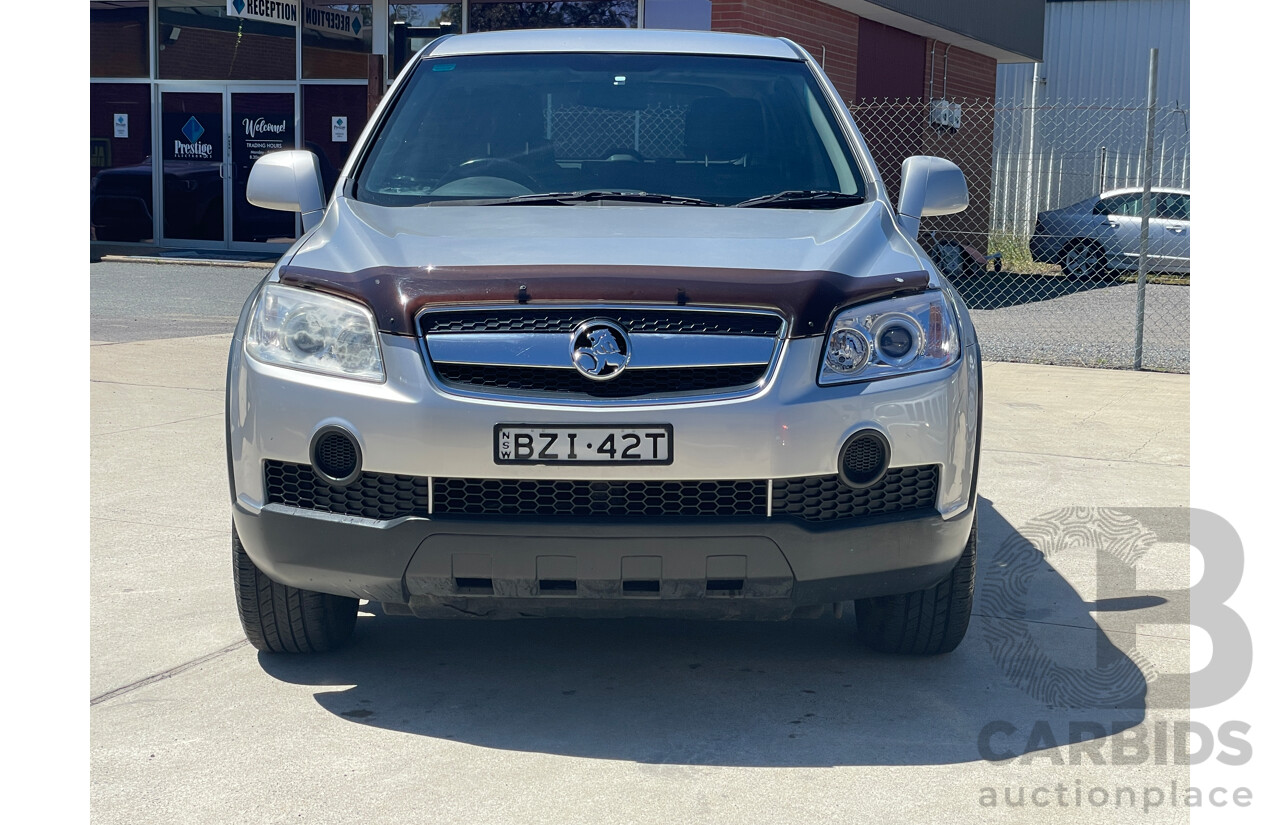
top-left (278, 197), bottom-right (933, 337)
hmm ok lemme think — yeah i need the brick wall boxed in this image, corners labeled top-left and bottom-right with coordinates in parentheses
top-left (711, 0), bottom-right (859, 101)
top-left (91, 11), bottom-right (149, 78)
top-left (922, 40), bottom-right (996, 101)
top-left (159, 26), bottom-right (295, 81)
top-left (856, 18), bottom-right (926, 102)
top-left (917, 41), bottom-right (997, 244)
top-left (304, 45), bottom-right (370, 79)
top-left (710, 2), bottom-right (1001, 252)
top-left (851, 37), bottom-right (998, 249)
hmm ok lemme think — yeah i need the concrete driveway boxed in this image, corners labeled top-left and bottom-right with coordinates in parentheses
top-left (90, 263), bottom-right (1191, 824)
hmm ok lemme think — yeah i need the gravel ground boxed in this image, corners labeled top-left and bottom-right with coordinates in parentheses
top-left (960, 278), bottom-right (1189, 372)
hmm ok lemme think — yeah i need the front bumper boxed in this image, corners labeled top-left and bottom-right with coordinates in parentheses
top-left (233, 499), bottom-right (975, 616)
top-left (229, 335), bottom-right (979, 511)
top-left (227, 293), bottom-right (981, 616)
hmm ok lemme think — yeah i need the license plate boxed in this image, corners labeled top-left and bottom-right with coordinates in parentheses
top-left (494, 424), bottom-right (673, 465)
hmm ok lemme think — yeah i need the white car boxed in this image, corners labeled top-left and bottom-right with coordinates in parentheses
top-left (227, 29), bottom-right (983, 656)
top-left (1031, 187), bottom-right (1191, 278)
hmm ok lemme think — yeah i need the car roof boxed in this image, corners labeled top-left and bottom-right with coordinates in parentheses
top-left (426, 28), bottom-right (804, 60)
top-left (1100, 186), bottom-right (1191, 198)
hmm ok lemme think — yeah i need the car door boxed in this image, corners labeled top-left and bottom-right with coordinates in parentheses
top-left (1154, 192), bottom-right (1191, 274)
top-left (1095, 193), bottom-right (1145, 270)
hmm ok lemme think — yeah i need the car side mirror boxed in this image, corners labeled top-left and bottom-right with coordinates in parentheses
top-left (1093, 202), bottom-right (1110, 216)
top-left (897, 156), bottom-right (968, 240)
top-left (246, 150), bottom-right (326, 232)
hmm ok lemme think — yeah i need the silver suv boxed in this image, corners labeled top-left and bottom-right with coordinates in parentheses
top-left (228, 29), bottom-right (982, 656)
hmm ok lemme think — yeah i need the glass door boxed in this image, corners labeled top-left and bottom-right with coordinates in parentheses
top-left (159, 91), bottom-right (225, 246)
top-left (159, 87), bottom-right (298, 250)
top-left (229, 90), bottom-right (298, 248)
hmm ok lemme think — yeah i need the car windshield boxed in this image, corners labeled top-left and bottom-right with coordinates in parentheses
top-left (354, 52), bottom-right (866, 207)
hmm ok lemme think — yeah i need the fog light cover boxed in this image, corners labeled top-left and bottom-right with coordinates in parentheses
top-left (839, 430), bottom-right (890, 488)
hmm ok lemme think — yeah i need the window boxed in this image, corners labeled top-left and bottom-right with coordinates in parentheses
top-left (643, 0), bottom-right (710, 30)
top-left (355, 53), bottom-right (865, 207)
top-left (303, 2), bottom-right (374, 79)
top-left (91, 1), bottom-right (149, 77)
top-left (303, 85), bottom-right (371, 196)
top-left (158, 1), bottom-right (296, 81)
top-left (1098, 192), bottom-right (1190, 221)
top-left (90, 84), bottom-right (154, 242)
top-left (1158, 193), bottom-right (1190, 221)
top-left (468, 1), bottom-right (637, 32)
top-left (389, 3), bottom-right (462, 44)
top-left (389, 3), bottom-right (461, 79)
top-left (1098, 194), bottom-right (1145, 217)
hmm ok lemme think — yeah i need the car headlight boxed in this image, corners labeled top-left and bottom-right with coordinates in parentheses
top-left (819, 291), bottom-right (960, 385)
top-left (245, 283), bottom-right (385, 381)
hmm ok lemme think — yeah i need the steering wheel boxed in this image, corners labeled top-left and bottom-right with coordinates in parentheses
top-left (435, 157), bottom-right (540, 192)
top-left (600, 148), bottom-right (645, 162)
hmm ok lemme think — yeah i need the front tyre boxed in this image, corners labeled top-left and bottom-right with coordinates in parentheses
top-left (853, 516), bottom-right (977, 655)
top-left (233, 526), bottom-right (357, 653)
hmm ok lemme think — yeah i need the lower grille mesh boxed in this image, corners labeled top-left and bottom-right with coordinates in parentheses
top-left (264, 460), bottom-right (429, 520)
top-left (263, 461), bottom-right (939, 522)
top-left (432, 477), bottom-right (765, 517)
top-left (772, 466), bottom-right (939, 522)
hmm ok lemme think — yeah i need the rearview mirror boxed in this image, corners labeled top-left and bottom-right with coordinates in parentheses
top-left (897, 156), bottom-right (968, 239)
top-left (247, 150), bottom-right (326, 232)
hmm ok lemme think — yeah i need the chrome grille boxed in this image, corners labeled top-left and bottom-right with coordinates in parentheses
top-left (420, 308), bottom-right (783, 337)
top-left (433, 363), bottom-right (768, 397)
top-left (418, 304), bottom-right (785, 402)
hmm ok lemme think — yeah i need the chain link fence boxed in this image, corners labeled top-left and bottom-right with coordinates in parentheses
top-left (549, 99), bottom-right (688, 159)
top-left (849, 98), bottom-right (1190, 373)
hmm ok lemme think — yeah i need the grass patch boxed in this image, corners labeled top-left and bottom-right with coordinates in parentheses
top-left (976, 233), bottom-right (1191, 284)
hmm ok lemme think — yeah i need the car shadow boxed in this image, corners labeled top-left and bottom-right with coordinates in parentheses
top-left (257, 497), bottom-right (1162, 767)
top-left (952, 271), bottom-right (1124, 310)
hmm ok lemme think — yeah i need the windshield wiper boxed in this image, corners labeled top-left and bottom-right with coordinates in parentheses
top-left (733, 190), bottom-right (866, 209)
top-left (491, 190), bottom-right (723, 207)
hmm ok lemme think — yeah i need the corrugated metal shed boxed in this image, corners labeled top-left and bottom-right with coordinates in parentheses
top-left (990, 1), bottom-right (1190, 235)
top-left (997, 0), bottom-right (1190, 106)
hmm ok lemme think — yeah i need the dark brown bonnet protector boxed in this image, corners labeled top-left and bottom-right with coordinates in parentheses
top-left (278, 264), bottom-right (931, 338)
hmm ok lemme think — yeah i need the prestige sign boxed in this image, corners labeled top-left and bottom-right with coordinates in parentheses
top-left (166, 114), bottom-right (218, 161)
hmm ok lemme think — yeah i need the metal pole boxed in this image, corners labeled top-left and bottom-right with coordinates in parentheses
top-left (1023, 63), bottom-right (1041, 240)
top-left (1133, 48), bottom-right (1158, 370)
